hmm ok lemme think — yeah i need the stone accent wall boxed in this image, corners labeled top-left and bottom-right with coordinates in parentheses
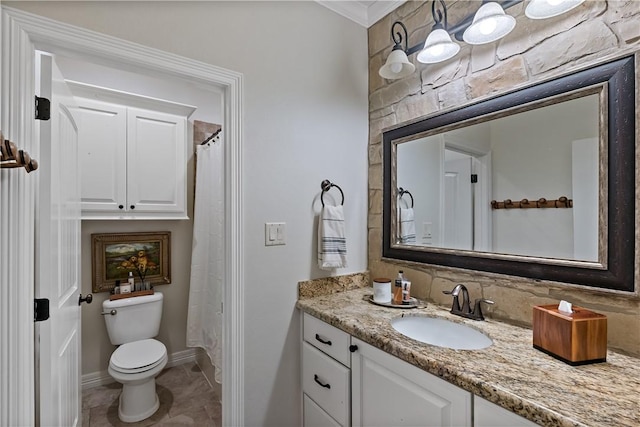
top-left (368, 1), bottom-right (640, 355)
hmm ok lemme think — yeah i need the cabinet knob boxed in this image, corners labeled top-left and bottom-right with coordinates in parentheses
top-left (118, 205), bottom-right (124, 210)
top-left (349, 344), bottom-right (358, 353)
top-left (130, 205), bottom-right (135, 210)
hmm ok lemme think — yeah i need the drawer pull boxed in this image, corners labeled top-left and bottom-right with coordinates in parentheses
top-left (315, 334), bottom-right (332, 346)
top-left (314, 374), bottom-right (331, 389)
top-left (349, 344), bottom-right (358, 353)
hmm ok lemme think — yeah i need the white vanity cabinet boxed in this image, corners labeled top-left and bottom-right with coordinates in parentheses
top-left (69, 81), bottom-right (195, 219)
top-left (301, 314), bottom-right (472, 427)
top-left (302, 313), bottom-right (351, 426)
top-left (351, 337), bottom-right (472, 427)
top-left (474, 396), bottom-right (538, 427)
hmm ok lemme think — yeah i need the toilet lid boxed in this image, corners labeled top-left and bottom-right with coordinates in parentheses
top-left (110, 339), bottom-right (166, 372)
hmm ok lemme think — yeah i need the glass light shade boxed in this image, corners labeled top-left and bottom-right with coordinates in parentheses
top-left (417, 28), bottom-right (461, 64)
top-left (462, 2), bottom-right (516, 45)
top-left (379, 48), bottom-right (416, 79)
top-left (525, 0), bottom-right (585, 19)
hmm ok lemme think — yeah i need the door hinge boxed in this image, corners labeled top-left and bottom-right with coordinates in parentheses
top-left (35, 96), bottom-right (51, 121)
top-left (471, 174), bottom-right (478, 183)
top-left (34, 298), bottom-right (50, 322)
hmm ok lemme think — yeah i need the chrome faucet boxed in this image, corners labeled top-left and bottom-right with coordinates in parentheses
top-left (443, 284), bottom-right (494, 321)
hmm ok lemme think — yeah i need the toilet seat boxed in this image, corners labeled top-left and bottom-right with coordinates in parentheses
top-left (110, 339), bottom-right (167, 374)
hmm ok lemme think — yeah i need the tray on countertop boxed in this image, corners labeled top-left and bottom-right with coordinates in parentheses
top-left (367, 295), bottom-right (419, 309)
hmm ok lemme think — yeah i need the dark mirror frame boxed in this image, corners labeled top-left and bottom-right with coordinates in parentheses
top-left (383, 55), bottom-right (635, 292)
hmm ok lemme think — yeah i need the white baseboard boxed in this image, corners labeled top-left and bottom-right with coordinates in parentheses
top-left (167, 348), bottom-right (198, 368)
top-left (82, 348), bottom-right (197, 390)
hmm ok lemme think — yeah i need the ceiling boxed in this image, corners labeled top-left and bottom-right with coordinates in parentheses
top-left (315, 1), bottom-right (406, 28)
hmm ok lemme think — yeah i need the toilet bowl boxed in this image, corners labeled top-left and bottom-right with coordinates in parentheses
top-left (107, 338), bottom-right (168, 422)
top-left (103, 292), bottom-right (166, 423)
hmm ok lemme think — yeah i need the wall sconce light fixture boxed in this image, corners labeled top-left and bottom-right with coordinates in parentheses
top-left (379, 21), bottom-right (416, 79)
top-left (416, 0), bottom-right (460, 64)
top-left (379, 0), bottom-right (586, 79)
top-left (462, 2), bottom-right (516, 45)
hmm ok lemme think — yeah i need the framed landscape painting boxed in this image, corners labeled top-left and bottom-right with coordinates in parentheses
top-left (91, 231), bottom-right (171, 293)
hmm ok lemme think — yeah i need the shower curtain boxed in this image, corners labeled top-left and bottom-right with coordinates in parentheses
top-left (187, 139), bottom-right (224, 384)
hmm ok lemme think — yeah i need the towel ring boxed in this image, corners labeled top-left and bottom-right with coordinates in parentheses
top-left (398, 187), bottom-right (414, 208)
top-left (320, 179), bottom-right (344, 207)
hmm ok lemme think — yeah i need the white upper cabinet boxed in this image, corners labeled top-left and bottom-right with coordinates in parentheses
top-left (69, 81), bottom-right (196, 220)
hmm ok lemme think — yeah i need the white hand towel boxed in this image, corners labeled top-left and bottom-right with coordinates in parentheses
top-left (400, 208), bottom-right (416, 244)
top-left (318, 205), bottom-right (348, 269)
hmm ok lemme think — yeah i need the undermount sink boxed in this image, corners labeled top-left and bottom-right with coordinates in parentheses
top-left (391, 316), bottom-right (493, 350)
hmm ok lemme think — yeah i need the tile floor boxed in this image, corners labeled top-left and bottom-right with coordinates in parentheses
top-left (82, 362), bottom-right (221, 427)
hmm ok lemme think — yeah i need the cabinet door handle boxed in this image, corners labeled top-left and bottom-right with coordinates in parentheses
top-left (315, 334), bottom-right (332, 346)
top-left (118, 205), bottom-right (124, 210)
top-left (314, 374), bottom-right (331, 389)
top-left (349, 344), bottom-right (358, 353)
top-left (130, 205), bottom-right (136, 210)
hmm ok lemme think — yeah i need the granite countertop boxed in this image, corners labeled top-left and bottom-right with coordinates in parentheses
top-left (296, 287), bottom-right (640, 427)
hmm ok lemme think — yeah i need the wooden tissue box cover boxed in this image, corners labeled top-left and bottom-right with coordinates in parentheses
top-left (532, 304), bottom-right (607, 365)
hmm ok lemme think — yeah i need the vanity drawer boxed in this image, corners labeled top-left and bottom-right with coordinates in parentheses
top-left (303, 393), bottom-right (342, 427)
top-left (303, 313), bottom-right (351, 367)
top-left (302, 342), bottom-right (350, 426)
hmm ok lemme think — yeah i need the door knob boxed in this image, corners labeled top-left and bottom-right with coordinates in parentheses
top-left (78, 294), bottom-right (93, 305)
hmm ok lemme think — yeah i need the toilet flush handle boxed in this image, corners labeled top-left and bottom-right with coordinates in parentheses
top-left (101, 309), bottom-right (117, 316)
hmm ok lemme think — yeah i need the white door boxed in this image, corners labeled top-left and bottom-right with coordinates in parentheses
top-left (126, 107), bottom-right (186, 213)
top-left (443, 152), bottom-right (473, 250)
top-left (572, 138), bottom-right (599, 262)
top-left (351, 338), bottom-right (471, 427)
top-left (35, 51), bottom-right (83, 427)
top-left (75, 98), bottom-right (127, 213)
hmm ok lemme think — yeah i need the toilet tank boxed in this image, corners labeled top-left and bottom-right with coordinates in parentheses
top-left (103, 292), bottom-right (163, 345)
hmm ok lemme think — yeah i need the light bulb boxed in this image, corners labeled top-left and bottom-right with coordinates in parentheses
top-left (390, 62), bottom-right (403, 74)
top-left (479, 18), bottom-right (497, 35)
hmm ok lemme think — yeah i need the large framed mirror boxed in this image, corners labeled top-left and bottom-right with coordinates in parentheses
top-left (383, 55), bottom-right (635, 292)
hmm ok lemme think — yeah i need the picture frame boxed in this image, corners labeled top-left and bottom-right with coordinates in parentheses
top-left (91, 231), bottom-right (171, 293)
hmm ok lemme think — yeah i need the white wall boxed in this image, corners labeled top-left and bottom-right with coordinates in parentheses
top-left (7, 2), bottom-right (369, 426)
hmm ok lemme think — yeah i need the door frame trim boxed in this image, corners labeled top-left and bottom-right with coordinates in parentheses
top-left (0, 6), bottom-right (245, 426)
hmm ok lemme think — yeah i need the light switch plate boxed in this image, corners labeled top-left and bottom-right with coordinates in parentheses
top-left (265, 222), bottom-right (286, 246)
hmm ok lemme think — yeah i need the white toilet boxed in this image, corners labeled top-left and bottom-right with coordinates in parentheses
top-left (103, 292), bottom-right (168, 423)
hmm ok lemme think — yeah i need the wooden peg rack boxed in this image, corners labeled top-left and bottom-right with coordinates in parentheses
top-left (0, 131), bottom-right (39, 173)
top-left (491, 196), bottom-right (573, 210)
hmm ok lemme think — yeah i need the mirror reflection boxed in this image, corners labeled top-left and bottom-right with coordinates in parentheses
top-left (395, 93), bottom-right (600, 262)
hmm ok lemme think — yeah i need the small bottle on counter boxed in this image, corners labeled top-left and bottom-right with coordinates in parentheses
top-left (402, 281), bottom-right (411, 304)
top-left (393, 270), bottom-right (404, 305)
